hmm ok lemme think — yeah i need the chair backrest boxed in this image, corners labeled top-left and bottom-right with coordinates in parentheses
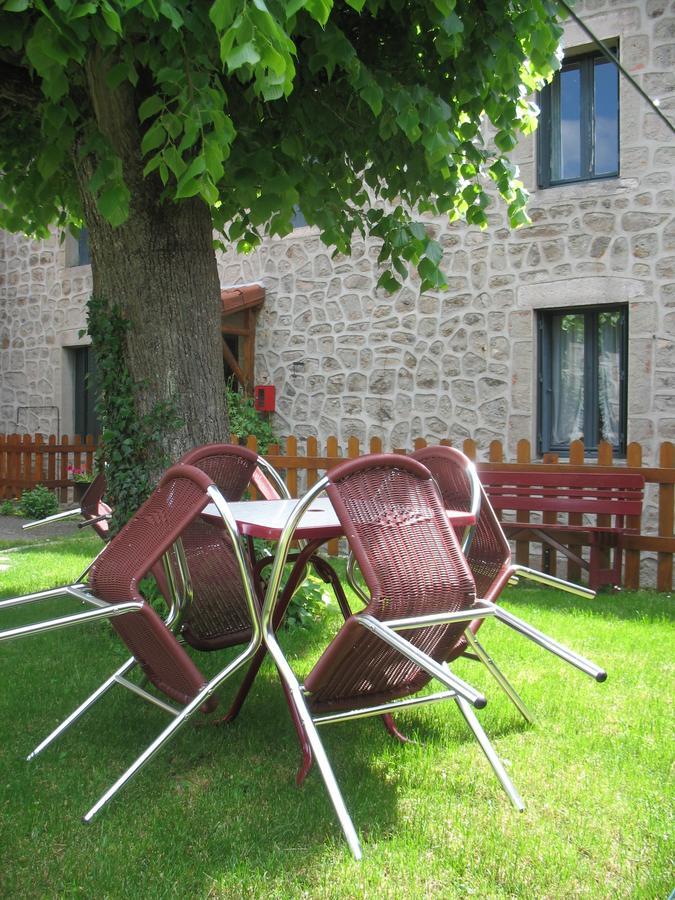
top-left (175, 443), bottom-right (273, 650)
top-left (88, 464), bottom-right (226, 709)
top-left (303, 454), bottom-right (476, 712)
top-left (411, 446), bottom-right (512, 602)
top-left (79, 473), bottom-right (112, 540)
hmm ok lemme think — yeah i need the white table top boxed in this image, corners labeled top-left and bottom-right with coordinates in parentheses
top-left (203, 496), bottom-right (475, 543)
top-left (203, 496), bottom-right (342, 541)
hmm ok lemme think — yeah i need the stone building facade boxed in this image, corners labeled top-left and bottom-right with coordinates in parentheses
top-left (1, 0), bottom-right (673, 466)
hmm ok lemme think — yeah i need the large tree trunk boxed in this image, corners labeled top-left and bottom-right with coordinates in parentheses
top-left (76, 49), bottom-right (227, 470)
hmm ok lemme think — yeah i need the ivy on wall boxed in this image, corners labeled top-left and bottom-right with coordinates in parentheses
top-left (86, 295), bottom-right (181, 532)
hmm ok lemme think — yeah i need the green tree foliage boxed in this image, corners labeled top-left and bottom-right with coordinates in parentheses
top-left (0, 0), bottom-right (565, 292)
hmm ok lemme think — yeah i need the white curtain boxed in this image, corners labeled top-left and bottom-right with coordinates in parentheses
top-left (551, 314), bottom-right (585, 445)
top-left (598, 312), bottom-right (621, 444)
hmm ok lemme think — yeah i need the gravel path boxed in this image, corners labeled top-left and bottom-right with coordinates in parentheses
top-left (0, 514), bottom-right (80, 543)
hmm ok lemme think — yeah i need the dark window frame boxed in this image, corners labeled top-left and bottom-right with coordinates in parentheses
top-left (538, 45), bottom-right (619, 189)
top-left (537, 304), bottom-right (628, 457)
top-left (72, 346), bottom-right (101, 438)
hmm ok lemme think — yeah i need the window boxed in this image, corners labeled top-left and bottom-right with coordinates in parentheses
top-left (72, 347), bottom-right (101, 437)
top-left (538, 306), bottom-right (627, 455)
top-left (291, 205), bottom-right (307, 228)
top-left (76, 228), bottom-right (91, 266)
top-left (538, 47), bottom-right (619, 188)
top-left (65, 228), bottom-right (91, 267)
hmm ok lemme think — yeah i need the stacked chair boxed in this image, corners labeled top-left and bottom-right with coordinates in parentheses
top-left (410, 444), bottom-right (606, 725)
top-left (258, 454), bottom-right (528, 859)
top-left (23, 472), bottom-right (112, 541)
top-left (0, 463), bottom-right (261, 822)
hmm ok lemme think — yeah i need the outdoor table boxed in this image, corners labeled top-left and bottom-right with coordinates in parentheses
top-left (201, 495), bottom-right (477, 724)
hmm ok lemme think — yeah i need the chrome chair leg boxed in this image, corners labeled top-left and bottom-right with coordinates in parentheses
top-left (27, 657), bottom-right (138, 761)
top-left (82, 641), bottom-right (260, 823)
top-left (463, 631), bottom-right (535, 724)
top-left (263, 630), bottom-right (363, 860)
top-left (453, 695), bottom-right (525, 812)
top-left (494, 606), bottom-right (607, 682)
top-left (512, 564), bottom-right (595, 599)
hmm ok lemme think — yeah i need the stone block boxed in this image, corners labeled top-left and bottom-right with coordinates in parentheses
top-left (568, 233), bottom-right (592, 257)
top-left (583, 212), bottom-right (615, 233)
top-left (462, 352), bottom-right (487, 376)
top-left (369, 369), bottom-right (395, 394)
top-left (508, 310), bottom-right (532, 338)
top-left (590, 236), bottom-right (611, 258)
top-left (365, 398), bottom-right (394, 422)
top-left (453, 379), bottom-right (477, 405)
top-left (630, 300), bottom-right (657, 334)
top-left (441, 354), bottom-right (460, 376)
top-left (632, 233), bottom-right (659, 259)
top-left (656, 257), bottom-right (675, 279)
top-left (653, 42), bottom-right (675, 68)
top-left (414, 394), bottom-right (438, 413)
top-left (394, 393), bottom-right (412, 416)
top-left (449, 327), bottom-right (467, 351)
top-left (610, 236), bottom-right (629, 270)
top-left (654, 147), bottom-right (675, 167)
top-left (661, 282), bottom-right (675, 306)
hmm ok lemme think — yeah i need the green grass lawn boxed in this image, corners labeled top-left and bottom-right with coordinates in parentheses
top-left (0, 532), bottom-right (672, 898)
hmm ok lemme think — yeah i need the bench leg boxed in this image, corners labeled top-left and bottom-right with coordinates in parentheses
top-left (589, 538), bottom-right (622, 591)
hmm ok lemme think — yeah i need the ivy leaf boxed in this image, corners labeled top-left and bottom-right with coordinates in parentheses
top-left (226, 41), bottom-right (261, 71)
top-left (140, 121), bottom-right (165, 156)
top-left (360, 82), bottom-right (383, 116)
top-left (494, 129), bottom-right (517, 152)
top-left (377, 270), bottom-right (401, 293)
top-left (138, 95), bottom-right (164, 122)
top-left (174, 154), bottom-right (206, 198)
top-left (97, 182), bottom-right (130, 226)
top-left (100, 1), bottom-right (122, 34)
top-left (303, 0), bottom-right (332, 25)
top-left (159, 0), bottom-right (183, 29)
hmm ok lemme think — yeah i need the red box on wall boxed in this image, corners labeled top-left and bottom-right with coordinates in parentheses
top-left (254, 385), bottom-right (276, 413)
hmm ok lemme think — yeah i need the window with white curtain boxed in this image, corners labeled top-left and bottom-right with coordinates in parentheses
top-left (538, 306), bottom-right (627, 455)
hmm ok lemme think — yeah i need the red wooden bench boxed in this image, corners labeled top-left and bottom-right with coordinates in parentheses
top-left (479, 470), bottom-right (645, 590)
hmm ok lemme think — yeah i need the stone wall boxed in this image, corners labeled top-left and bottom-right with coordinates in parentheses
top-left (216, 0), bottom-right (674, 470)
top-left (0, 232), bottom-right (91, 438)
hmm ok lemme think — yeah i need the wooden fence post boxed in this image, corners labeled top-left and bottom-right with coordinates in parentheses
top-left (488, 440), bottom-right (503, 463)
top-left (306, 436), bottom-right (319, 489)
top-left (515, 439), bottom-right (531, 567)
top-left (285, 436), bottom-right (298, 497)
top-left (326, 436), bottom-right (340, 555)
top-left (347, 436), bottom-right (360, 460)
top-left (625, 442), bottom-right (643, 589)
top-left (657, 441), bottom-right (674, 592)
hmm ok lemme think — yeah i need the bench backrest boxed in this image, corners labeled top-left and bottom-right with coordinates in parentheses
top-left (480, 470), bottom-right (644, 522)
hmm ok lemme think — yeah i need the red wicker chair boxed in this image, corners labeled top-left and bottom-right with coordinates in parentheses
top-left (0, 464), bottom-right (261, 822)
top-left (179, 443), bottom-right (354, 726)
top-left (21, 472), bottom-right (112, 540)
top-left (259, 453), bottom-right (523, 859)
top-left (411, 445), bottom-right (607, 722)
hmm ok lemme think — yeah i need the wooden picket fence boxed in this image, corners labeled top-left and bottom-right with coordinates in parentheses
top-left (1, 432), bottom-right (673, 591)
top-left (0, 433), bottom-right (97, 504)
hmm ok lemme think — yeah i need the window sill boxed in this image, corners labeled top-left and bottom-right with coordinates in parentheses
top-left (531, 176), bottom-right (637, 203)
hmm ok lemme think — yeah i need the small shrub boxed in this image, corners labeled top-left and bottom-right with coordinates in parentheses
top-left (19, 484), bottom-right (59, 520)
top-left (285, 574), bottom-right (332, 630)
top-left (226, 382), bottom-right (278, 453)
top-left (0, 499), bottom-right (16, 516)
